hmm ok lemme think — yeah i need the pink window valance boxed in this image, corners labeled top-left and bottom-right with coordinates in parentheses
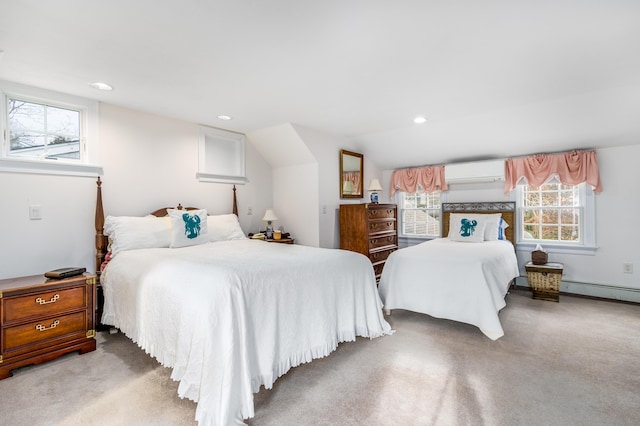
top-left (504, 150), bottom-right (602, 194)
top-left (390, 165), bottom-right (448, 197)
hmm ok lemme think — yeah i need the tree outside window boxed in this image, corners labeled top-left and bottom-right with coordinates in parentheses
top-left (521, 182), bottom-right (581, 242)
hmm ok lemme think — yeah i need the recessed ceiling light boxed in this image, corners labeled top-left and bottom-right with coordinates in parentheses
top-left (217, 115), bottom-right (232, 121)
top-left (89, 82), bottom-right (113, 91)
top-left (413, 116), bottom-right (427, 124)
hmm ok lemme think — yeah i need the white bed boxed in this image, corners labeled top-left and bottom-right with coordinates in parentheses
top-left (378, 202), bottom-right (519, 340)
top-left (94, 182), bottom-right (391, 425)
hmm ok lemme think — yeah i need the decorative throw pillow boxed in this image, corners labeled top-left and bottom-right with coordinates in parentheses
top-left (168, 209), bottom-right (209, 248)
top-left (448, 215), bottom-right (487, 243)
top-left (448, 213), bottom-right (502, 241)
top-left (104, 215), bottom-right (172, 256)
top-left (498, 218), bottom-right (509, 240)
top-left (208, 214), bottom-right (247, 242)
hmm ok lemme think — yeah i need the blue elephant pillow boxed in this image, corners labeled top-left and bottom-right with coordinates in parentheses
top-left (168, 209), bottom-right (209, 248)
top-left (448, 214), bottom-right (487, 243)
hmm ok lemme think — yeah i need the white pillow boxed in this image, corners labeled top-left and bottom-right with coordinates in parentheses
top-left (448, 213), bottom-right (502, 241)
top-left (168, 209), bottom-right (209, 248)
top-left (208, 214), bottom-right (247, 242)
top-left (104, 215), bottom-right (171, 256)
top-left (448, 215), bottom-right (488, 243)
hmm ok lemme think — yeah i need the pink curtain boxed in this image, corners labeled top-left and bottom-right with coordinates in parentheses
top-left (504, 150), bottom-right (602, 194)
top-left (390, 165), bottom-right (448, 196)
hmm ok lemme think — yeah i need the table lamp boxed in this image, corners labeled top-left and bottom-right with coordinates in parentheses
top-left (368, 179), bottom-right (383, 204)
top-left (262, 209), bottom-right (278, 239)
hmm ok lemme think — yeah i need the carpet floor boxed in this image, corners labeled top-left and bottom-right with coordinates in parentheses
top-left (1, 288), bottom-right (639, 426)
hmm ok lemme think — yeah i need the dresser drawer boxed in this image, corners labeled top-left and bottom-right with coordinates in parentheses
top-left (369, 235), bottom-right (397, 251)
top-left (2, 311), bottom-right (87, 353)
top-left (369, 247), bottom-right (396, 263)
top-left (367, 207), bottom-right (396, 220)
top-left (368, 220), bottom-right (396, 235)
top-left (373, 262), bottom-right (386, 278)
top-left (2, 286), bottom-right (87, 324)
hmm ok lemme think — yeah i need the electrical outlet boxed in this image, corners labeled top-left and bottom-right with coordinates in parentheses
top-left (247, 206), bottom-right (253, 215)
top-left (623, 263), bottom-right (633, 274)
top-left (322, 205), bottom-right (327, 214)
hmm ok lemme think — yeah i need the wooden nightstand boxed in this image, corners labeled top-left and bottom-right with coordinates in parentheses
top-left (0, 273), bottom-right (97, 379)
top-left (525, 262), bottom-right (563, 302)
top-left (267, 238), bottom-right (295, 244)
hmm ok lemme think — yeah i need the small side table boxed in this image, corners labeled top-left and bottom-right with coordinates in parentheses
top-left (266, 238), bottom-right (295, 244)
top-left (525, 262), bottom-right (563, 302)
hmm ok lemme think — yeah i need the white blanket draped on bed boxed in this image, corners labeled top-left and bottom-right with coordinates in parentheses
top-left (378, 238), bottom-right (519, 340)
top-left (101, 239), bottom-right (391, 425)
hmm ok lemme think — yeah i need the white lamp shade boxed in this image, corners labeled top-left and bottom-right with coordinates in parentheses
top-left (368, 178), bottom-right (383, 191)
top-left (342, 180), bottom-right (354, 193)
top-left (262, 209), bottom-right (278, 222)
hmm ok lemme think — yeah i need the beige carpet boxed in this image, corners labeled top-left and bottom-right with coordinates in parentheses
top-left (1, 288), bottom-right (639, 426)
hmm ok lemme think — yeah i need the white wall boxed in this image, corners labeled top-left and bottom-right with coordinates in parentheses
top-left (0, 103), bottom-right (273, 279)
top-left (382, 144), bottom-right (640, 298)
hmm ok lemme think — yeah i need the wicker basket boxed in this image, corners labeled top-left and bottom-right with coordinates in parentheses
top-left (531, 250), bottom-right (548, 265)
top-left (526, 263), bottom-right (563, 302)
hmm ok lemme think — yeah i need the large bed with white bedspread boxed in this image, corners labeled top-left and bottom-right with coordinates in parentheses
top-left (378, 202), bottom-right (519, 340)
top-left (94, 180), bottom-right (391, 425)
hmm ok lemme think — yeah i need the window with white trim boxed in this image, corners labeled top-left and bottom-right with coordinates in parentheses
top-left (7, 97), bottom-right (82, 161)
top-left (0, 81), bottom-right (100, 176)
top-left (399, 191), bottom-right (441, 238)
top-left (516, 180), bottom-right (596, 252)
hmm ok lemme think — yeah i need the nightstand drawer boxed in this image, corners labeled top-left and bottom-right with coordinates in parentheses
top-left (2, 311), bottom-right (88, 353)
top-left (3, 286), bottom-right (87, 324)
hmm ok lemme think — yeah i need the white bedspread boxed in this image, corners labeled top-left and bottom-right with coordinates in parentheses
top-left (378, 238), bottom-right (519, 340)
top-left (101, 239), bottom-right (391, 425)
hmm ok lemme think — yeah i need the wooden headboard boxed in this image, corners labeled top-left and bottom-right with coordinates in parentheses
top-left (94, 177), bottom-right (239, 282)
top-left (441, 202), bottom-right (516, 245)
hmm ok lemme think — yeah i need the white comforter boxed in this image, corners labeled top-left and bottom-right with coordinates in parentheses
top-left (101, 239), bottom-right (391, 425)
top-left (378, 238), bottom-right (519, 340)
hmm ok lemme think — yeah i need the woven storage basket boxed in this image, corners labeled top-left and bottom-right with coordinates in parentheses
top-left (531, 250), bottom-right (548, 265)
top-left (526, 263), bottom-right (562, 302)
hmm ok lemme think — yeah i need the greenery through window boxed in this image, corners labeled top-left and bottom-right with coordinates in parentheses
top-left (7, 97), bottom-right (82, 161)
top-left (400, 191), bottom-right (441, 237)
top-left (520, 182), bottom-right (581, 242)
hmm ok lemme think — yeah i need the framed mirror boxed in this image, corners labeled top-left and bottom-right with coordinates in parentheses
top-left (339, 149), bottom-right (364, 198)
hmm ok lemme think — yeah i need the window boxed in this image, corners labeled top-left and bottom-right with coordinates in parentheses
top-left (399, 191), bottom-right (441, 238)
top-left (0, 80), bottom-right (100, 176)
top-left (516, 180), bottom-right (596, 253)
top-left (196, 126), bottom-right (247, 184)
top-left (7, 98), bottom-right (82, 161)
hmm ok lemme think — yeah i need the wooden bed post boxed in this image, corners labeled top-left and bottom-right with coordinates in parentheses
top-left (232, 185), bottom-right (238, 216)
top-left (95, 177), bottom-right (106, 282)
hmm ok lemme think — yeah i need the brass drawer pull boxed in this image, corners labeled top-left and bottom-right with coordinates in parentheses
top-left (36, 294), bottom-right (60, 305)
top-left (35, 320), bottom-right (60, 332)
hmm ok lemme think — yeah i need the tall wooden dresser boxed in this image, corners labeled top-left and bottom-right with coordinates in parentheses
top-left (339, 203), bottom-right (398, 281)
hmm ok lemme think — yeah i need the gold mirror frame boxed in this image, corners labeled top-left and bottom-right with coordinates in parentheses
top-left (339, 149), bottom-right (364, 199)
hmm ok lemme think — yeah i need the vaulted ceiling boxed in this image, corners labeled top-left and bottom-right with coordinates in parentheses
top-left (1, 1), bottom-right (639, 169)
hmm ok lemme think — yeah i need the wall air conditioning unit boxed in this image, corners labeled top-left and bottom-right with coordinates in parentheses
top-left (445, 159), bottom-right (505, 184)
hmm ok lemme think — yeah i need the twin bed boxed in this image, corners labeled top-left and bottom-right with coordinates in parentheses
top-left (95, 178), bottom-right (518, 425)
top-left (378, 202), bottom-right (520, 340)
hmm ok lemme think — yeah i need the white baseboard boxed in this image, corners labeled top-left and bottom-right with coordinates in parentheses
top-left (515, 276), bottom-right (640, 304)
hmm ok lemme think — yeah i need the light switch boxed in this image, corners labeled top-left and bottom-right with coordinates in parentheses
top-left (29, 205), bottom-right (42, 220)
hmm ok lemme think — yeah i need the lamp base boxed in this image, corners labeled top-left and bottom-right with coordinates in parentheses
top-left (370, 191), bottom-right (379, 204)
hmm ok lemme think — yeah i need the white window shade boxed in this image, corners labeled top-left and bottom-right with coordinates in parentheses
top-left (445, 160), bottom-right (505, 184)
